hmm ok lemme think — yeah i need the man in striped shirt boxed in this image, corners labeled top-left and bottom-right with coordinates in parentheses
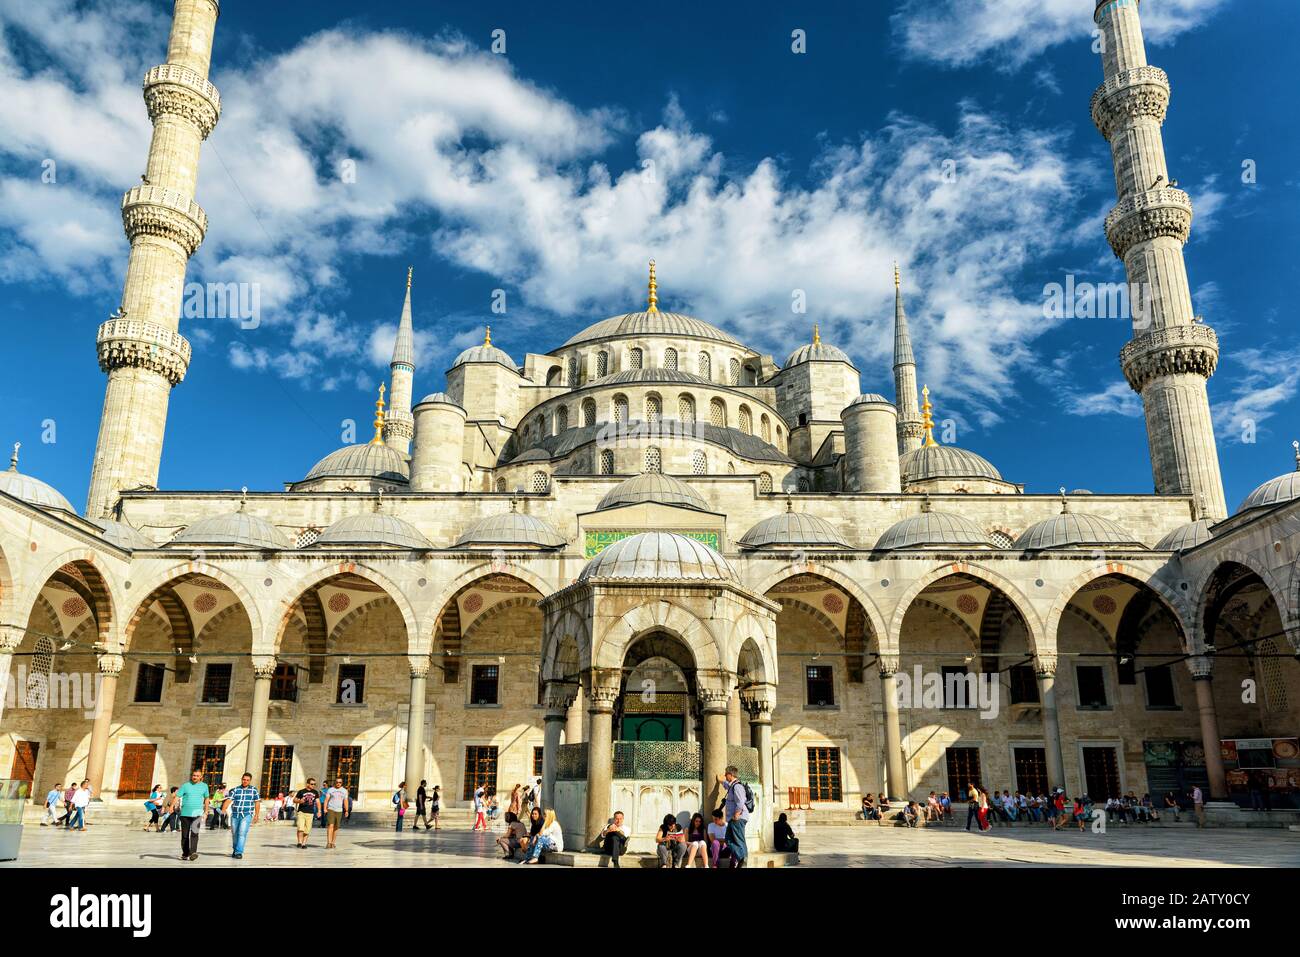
top-left (222, 773), bottom-right (260, 860)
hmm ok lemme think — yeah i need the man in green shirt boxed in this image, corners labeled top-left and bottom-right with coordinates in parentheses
top-left (176, 769), bottom-right (211, 861)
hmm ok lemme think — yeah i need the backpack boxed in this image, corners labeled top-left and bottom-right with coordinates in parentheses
top-left (392, 790), bottom-right (402, 806)
top-left (739, 780), bottom-right (755, 814)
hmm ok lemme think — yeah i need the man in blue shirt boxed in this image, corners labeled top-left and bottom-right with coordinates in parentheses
top-left (717, 765), bottom-right (750, 868)
top-left (176, 769), bottom-right (210, 861)
top-left (222, 772), bottom-right (260, 859)
top-left (42, 783), bottom-right (62, 826)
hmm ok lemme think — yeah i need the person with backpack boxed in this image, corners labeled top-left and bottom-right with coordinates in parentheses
top-left (393, 781), bottom-right (410, 832)
top-left (716, 765), bottom-right (752, 868)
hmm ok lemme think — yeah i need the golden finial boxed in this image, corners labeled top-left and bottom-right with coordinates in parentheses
top-left (894, 261), bottom-right (900, 288)
top-left (647, 260), bottom-right (658, 313)
top-left (921, 384), bottom-right (938, 447)
top-left (370, 383), bottom-right (387, 445)
top-left (484, 325), bottom-right (492, 347)
top-left (812, 324), bottom-right (821, 346)
top-left (406, 266), bottom-right (413, 289)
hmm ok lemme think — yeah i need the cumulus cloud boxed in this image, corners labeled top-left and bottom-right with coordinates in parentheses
top-left (1212, 346), bottom-right (1300, 445)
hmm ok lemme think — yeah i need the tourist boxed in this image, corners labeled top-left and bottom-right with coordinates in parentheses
top-left (293, 777), bottom-right (320, 848)
top-left (773, 812), bottom-right (799, 853)
top-left (160, 786), bottom-right (181, 832)
top-left (521, 805), bottom-right (543, 857)
top-left (43, 782), bottom-right (62, 827)
top-left (597, 810), bottom-right (631, 867)
top-left (717, 765), bottom-right (751, 868)
top-left (324, 777), bottom-right (351, 850)
top-left (411, 780), bottom-right (431, 831)
top-left (1164, 791), bottom-right (1181, 822)
top-left (903, 801), bottom-right (919, 828)
top-left (508, 783), bottom-right (523, 819)
top-left (223, 772), bottom-right (260, 859)
top-left (1050, 790), bottom-right (1068, 830)
top-left (940, 791), bottom-right (952, 822)
top-left (69, 780), bottom-right (92, 832)
top-left (1141, 793), bottom-right (1157, 822)
top-left (393, 780), bottom-right (410, 832)
top-left (521, 808), bottom-right (563, 864)
top-left (965, 783), bottom-right (980, 831)
top-left (497, 811), bottom-right (529, 859)
top-left (1191, 785), bottom-right (1205, 828)
top-left (707, 808), bottom-right (728, 868)
top-left (1072, 796), bottom-right (1087, 831)
top-left (684, 812), bottom-right (710, 867)
top-left (429, 784), bottom-right (442, 830)
top-left (177, 769), bottom-right (210, 861)
top-left (485, 790), bottom-right (500, 825)
top-left (533, 777), bottom-right (544, 812)
top-left (976, 787), bottom-right (990, 831)
top-left (925, 791), bottom-right (941, 823)
top-left (141, 784), bottom-right (163, 831)
top-left (1002, 790), bottom-right (1018, 823)
top-left (877, 793), bottom-right (891, 823)
top-left (208, 783), bottom-right (225, 830)
top-left (861, 793), bottom-right (878, 822)
top-left (655, 813), bottom-right (687, 868)
top-left (60, 782), bottom-right (76, 827)
top-left (471, 784), bottom-right (487, 831)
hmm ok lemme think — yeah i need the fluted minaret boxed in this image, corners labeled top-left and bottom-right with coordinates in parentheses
top-left (1093, 0), bottom-right (1227, 520)
top-left (892, 263), bottom-right (923, 455)
top-left (85, 0), bottom-right (222, 518)
top-left (383, 267), bottom-right (416, 455)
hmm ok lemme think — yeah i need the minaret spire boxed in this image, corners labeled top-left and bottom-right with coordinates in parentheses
top-left (383, 266), bottom-right (417, 454)
top-left (84, 0), bottom-right (222, 518)
top-left (892, 262), bottom-right (923, 455)
top-left (370, 384), bottom-right (387, 446)
top-left (1093, 0), bottom-right (1227, 519)
top-left (920, 385), bottom-right (938, 448)
top-left (646, 260), bottom-right (659, 313)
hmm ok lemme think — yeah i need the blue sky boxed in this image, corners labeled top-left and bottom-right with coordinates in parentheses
top-left (0, 0), bottom-right (1297, 511)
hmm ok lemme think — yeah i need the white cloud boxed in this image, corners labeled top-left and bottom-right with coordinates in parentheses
top-left (1213, 345), bottom-right (1300, 445)
top-left (1064, 380), bottom-right (1143, 418)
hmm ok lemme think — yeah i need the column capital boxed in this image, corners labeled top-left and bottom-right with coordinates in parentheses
top-left (1187, 653), bottom-right (1215, 680)
top-left (876, 652), bottom-right (900, 677)
top-left (407, 655), bottom-right (431, 679)
top-left (740, 682), bottom-right (776, 720)
top-left (0, 624), bottom-right (24, 652)
top-left (251, 654), bottom-right (278, 680)
top-left (97, 653), bottom-right (126, 677)
top-left (584, 668), bottom-right (621, 710)
top-left (543, 680), bottom-right (579, 713)
top-left (1034, 653), bottom-right (1059, 678)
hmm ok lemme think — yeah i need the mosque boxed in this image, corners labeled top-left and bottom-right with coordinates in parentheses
top-left (1, 0), bottom-right (1297, 851)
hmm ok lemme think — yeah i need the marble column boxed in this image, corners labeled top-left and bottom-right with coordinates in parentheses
top-left (727, 687), bottom-right (744, 747)
top-left (878, 654), bottom-right (907, 801)
top-left (564, 683), bottom-right (584, 744)
top-left (404, 656), bottom-right (430, 795)
top-left (742, 683), bottom-right (777, 852)
top-left (700, 685), bottom-right (730, 811)
top-left (85, 652), bottom-right (124, 795)
top-left (583, 669), bottom-right (620, 843)
top-left (1035, 653), bottom-right (1068, 791)
top-left (245, 655), bottom-right (276, 791)
top-left (0, 624), bottom-right (22, 726)
top-left (1189, 656), bottom-right (1228, 799)
top-left (543, 681), bottom-right (577, 812)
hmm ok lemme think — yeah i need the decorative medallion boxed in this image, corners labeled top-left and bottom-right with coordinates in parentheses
top-left (61, 596), bottom-right (88, 618)
top-left (1092, 595), bottom-right (1118, 615)
top-left (327, 593), bottom-right (351, 613)
top-left (821, 593), bottom-right (844, 614)
top-left (955, 594), bottom-right (980, 615)
top-left (463, 593), bottom-right (484, 614)
top-left (192, 592), bottom-right (218, 613)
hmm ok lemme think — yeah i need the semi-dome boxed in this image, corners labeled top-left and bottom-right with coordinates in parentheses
top-left (1155, 519), bottom-right (1213, 551)
top-left (561, 311), bottom-right (743, 349)
top-left (316, 512), bottom-right (432, 549)
top-left (1014, 507), bottom-right (1143, 550)
top-left (876, 509), bottom-right (990, 550)
top-left (596, 472), bottom-right (710, 512)
top-left (784, 340), bottom-right (854, 369)
top-left (172, 511), bottom-right (290, 549)
top-left (739, 507), bottom-right (850, 548)
top-left (901, 444), bottom-right (1002, 483)
top-left (0, 448), bottom-right (75, 512)
top-left (453, 511), bottom-right (566, 548)
top-left (1238, 447), bottom-right (1300, 513)
top-left (94, 519), bottom-right (154, 550)
top-left (579, 531), bottom-right (737, 582)
top-left (303, 443), bottom-right (410, 484)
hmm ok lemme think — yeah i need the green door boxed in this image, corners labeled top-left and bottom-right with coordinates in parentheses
top-left (623, 715), bottom-right (685, 742)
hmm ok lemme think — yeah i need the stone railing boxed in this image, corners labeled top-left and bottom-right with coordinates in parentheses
top-left (1120, 322), bottom-right (1219, 391)
top-left (143, 63), bottom-right (222, 138)
top-left (96, 318), bottom-right (192, 385)
top-left (1090, 65), bottom-right (1170, 138)
top-left (1104, 187), bottom-right (1192, 259)
top-left (121, 184), bottom-right (208, 256)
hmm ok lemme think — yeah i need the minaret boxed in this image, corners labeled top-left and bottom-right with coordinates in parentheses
top-left (383, 267), bottom-right (416, 455)
top-left (892, 263), bottom-right (923, 455)
top-left (1092, 0), bottom-right (1227, 519)
top-left (85, 0), bottom-right (222, 518)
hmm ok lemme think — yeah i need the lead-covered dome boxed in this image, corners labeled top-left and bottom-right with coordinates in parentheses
top-left (172, 511), bottom-right (290, 549)
top-left (739, 508), bottom-right (850, 549)
top-left (451, 342), bottom-right (518, 372)
top-left (454, 511), bottom-right (566, 548)
top-left (561, 311), bottom-right (743, 349)
top-left (876, 509), bottom-right (990, 550)
top-left (94, 519), bottom-right (154, 550)
top-left (304, 443), bottom-right (410, 484)
top-left (579, 531), bottom-right (738, 582)
top-left (317, 512), bottom-right (432, 549)
top-left (1237, 447), bottom-right (1300, 514)
top-left (1014, 507), bottom-right (1143, 550)
top-left (901, 445), bottom-right (1002, 483)
top-left (0, 449), bottom-right (75, 513)
top-left (1155, 519), bottom-right (1213, 551)
top-left (600, 367), bottom-right (713, 387)
top-left (597, 473), bottom-right (710, 512)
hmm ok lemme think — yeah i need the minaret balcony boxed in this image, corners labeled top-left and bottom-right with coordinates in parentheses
top-left (143, 63), bottom-right (222, 138)
top-left (1120, 323), bottom-right (1219, 392)
top-left (121, 184), bottom-right (208, 255)
top-left (96, 318), bottom-right (192, 386)
top-left (1090, 65), bottom-right (1170, 139)
top-left (1104, 187), bottom-right (1192, 259)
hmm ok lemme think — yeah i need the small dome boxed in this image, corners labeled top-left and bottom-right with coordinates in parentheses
top-left (847, 393), bottom-right (891, 407)
top-left (451, 341), bottom-right (518, 372)
top-left (415, 392), bottom-right (464, 409)
top-left (454, 511), bottom-right (565, 548)
top-left (561, 311), bottom-right (743, 348)
top-left (93, 519), bottom-right (154, 550)
top-left (1014, 510), bottom-right (1143, 550)
top-left (784, 341), bottom-right (853, 368)
top-left (876, 510), bottom-right (990, 550)
top-left (304, 443), bottom-right (410, 484)
top-left (1155, 519), bottom-right (1213, 551)
top-left (597, 473), bottom-right (709, 512)
top-left (579, 531), bottom-right (737, 582)
top-left (172, 511), bottom-right (290, 549)
top-left (1238, 464), bottom-right (1300, 514)
top-left (739, 510), bottom-right (850, 548)
top-left (901, 444), bottom-right (1002, 483)
top-left (0, 456), bottom-right (75, 513)
top-left (316, 513), bottom-right (432, 549)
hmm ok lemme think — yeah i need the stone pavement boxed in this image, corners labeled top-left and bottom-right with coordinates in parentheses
top-left (3, 818), bottom-right (1297, 867)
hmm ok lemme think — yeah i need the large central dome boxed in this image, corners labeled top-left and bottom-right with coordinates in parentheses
top-left (560, 311), bottom-right (743, 349)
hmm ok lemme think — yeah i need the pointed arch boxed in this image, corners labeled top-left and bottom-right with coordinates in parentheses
top-left (274, 562), bottom-right (418, 656)
top-left (886, 562), bottom-right (1043, 654)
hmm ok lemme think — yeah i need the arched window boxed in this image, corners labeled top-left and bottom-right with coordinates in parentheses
top-left (709, 398), bottom-right (726, 428)
top-left (698, 352), bottom-right (711, 379)
top-left (760, 414), bottom-right (771, 443)
top-left (738, 405), bottom-right (753, 435)
top-left (629, 347), bottom-right (643, 370)
top-left (556, 406), bottom-right (569, 431)
top-left (26, 636), bottom-right (54, 709)
top-left (613, 394), bottom-right (629, 424)
top-left (758, 472), bottom-right (773, 493)
top-left (776, 424), bottom-right (783, 448)
top-left (797, 476), bottom-right (810, 492)
top-left (495, 477), bottom-right (507, 493)
top-left (582, 398), bottom-right (596, 427)
top-left (531, 471), bottom-right (549, 493)
top-left (645, 394), bottom-right (661, 425)
top-left (546, 367), bottom-right (561, 386)
top-left (691, 450), bottom-right (707, 475)
top-left (664, 348), bottom-right (678, 371)
top-left (567, 354), bottom-right (580, 386)
top-left (645, 446), bottom-right (662, 473)
top-left (596, 351), bottom-right (609, 377)
top-left (599, 449), bottom-right (614, 474)
top-left (729, 357), bottom-right (740, 385)
top-left (296, 526), bottom-right (321, 548)
top-left (678, 394), bottom-right (696, 424)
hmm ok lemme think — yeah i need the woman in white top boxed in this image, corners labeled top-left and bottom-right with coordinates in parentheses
top-left (522, 808), bottom-right (563, 863)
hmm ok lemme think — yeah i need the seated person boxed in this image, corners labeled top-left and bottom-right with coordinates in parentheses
top-left (773, 812), bottom-right (799, 853)
top-left (495, 811), bottom-right (529, 859)
top-left (861, 793), bottom-right (878, 821)
top-left (1163, 791), bottom-right (1181, 822)
top-left (596, 810), bottom-right (631, 867)
top-left (655, 813), bottom-right (687, 868)
top-left (924, 792), bottom-right (942, 822)
top-left (902, 801), bottom-right (919, 827)
top-left (684, 813), bottom-right (710, 868)
top-left (877, 793), bottom-right (891, 818)
top-left (707, 809), bottom-right (729, 868)
top-left (940, 792), bottom-right (952, 820)
top-left (1142, 793), bottom-right (1158, 822)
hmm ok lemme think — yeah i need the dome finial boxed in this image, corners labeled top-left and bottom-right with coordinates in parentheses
top-left (8, 442), bottom-right (18, 472)
top-left (920, 385), bottom-right (938, 447)
top-left (921, 492), bottom-right (932, 513)
top-left (647, 259), bottom-right (658, 313)
top-left (1293, 439), bottom-right (1299, 472)
top-left (1059, 486), bottom-right (1069, 513)
top-left (406, 265), bottom-right (413, 289)
top-left (370, 383), bottom-right (387, 446)
top-left (812, 323), bottom-right (821, 346)
top-left (894, 261), bottom-right (900, 288)
top-left (375, 487), bottom-right (385, 512)
top-left (484, 325), bottom-right (492, 347)
top-left (785, 493), bottom-right (794, 513)
top-left (239, 486), bottom-right (248, 510)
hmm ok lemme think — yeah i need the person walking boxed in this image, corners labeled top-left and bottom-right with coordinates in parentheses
top-left (143, 784), bottom-right (164, 831)
top-left (393, 781), bottom-right (410, 832)
top-left (411, 780), bottom-right (430, 831)
top-left (42, 783), bottom-right (61, 826)
top-left (717, 765), bottom-right (751, 868)
top-left (429, 784), bottom-right (442, 830)
top-left (223, 772), bottom-right (260, 859)
top-left (508, 783), bottom-right (522, 819)
top-left (292, 777), bottom-right (320, 848)
top-left (323, 777), bottom-right (351, 850)
top-left (69, 780), bottom-right (92, 831)
top-left (471, 784), bottom-right (487, 831)
top-left (965, 782), bottom-right (980, 831)
top-left (177, 769), bottom-right (210, 861)
top-left (59, 782), bottom-right (76, 828)
top-left (1192, 785), bottom-right (1206, 828)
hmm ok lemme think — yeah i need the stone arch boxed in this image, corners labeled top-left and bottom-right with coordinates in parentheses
top-left (727, 612), bottom-right (776, 683)
top-left (887, 562), bottom-right (1043, 654)
top-left (1045, 562), bottom-right (1190, 651)
top-left (461, 595), bottom-right (539, 643)
top-left (0, 539), bottom-right (14, 624)
top-left (425, 562), bottom-right (556, 641)
top-left (593, 600), bottom-right (724, 674)
top-left (19, 549), bottom-right (118, 645)
top-left (912, 597), bottom-right (981, 650)
top-left (541, 606), bottom-right (591, 683)
top-left (751, 563), bottom-right (888, 650)
top-left (328, 594), bottom-right (400, 643)
top-left (1192, 553), bottom-right (1289, 654)
top-left (126, 562), bottom-right (263, 650)
top-left (275, 563), bottom-right (418, 657)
